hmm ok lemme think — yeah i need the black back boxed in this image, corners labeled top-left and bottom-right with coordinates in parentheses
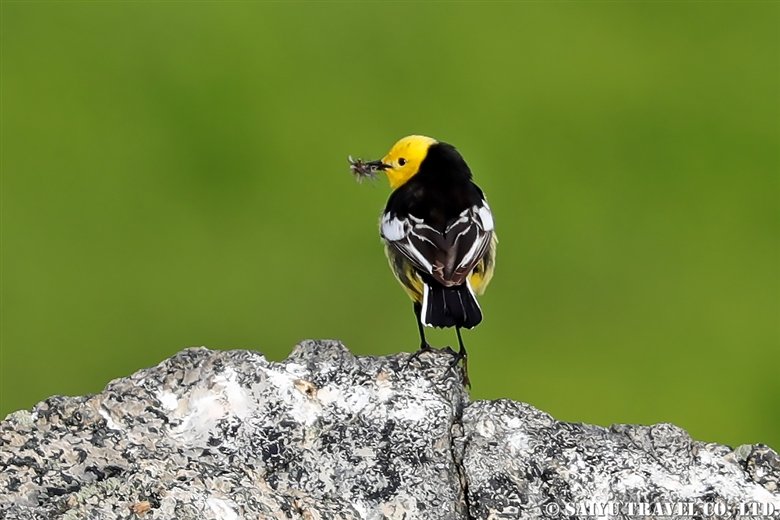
top-left (384, 142), bottom-right (484, 230)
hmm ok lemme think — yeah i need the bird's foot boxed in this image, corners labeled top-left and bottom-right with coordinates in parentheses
top-left (404, 342), bottom-right (436, 369)
top-left (405, 344), bottom-right (470, 387)
top-left (440, 346), bottom-right (470, 388)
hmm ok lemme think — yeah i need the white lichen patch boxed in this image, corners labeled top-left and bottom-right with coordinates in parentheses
top-left (206, 496), bottom-right (239, 520)
top-left (341, 386), bottom-right (372, 413)
top-left (505, 430), bottom-right (530, 453)
top-left (98, 408), bottom-right (122, 431)
top-left (213, 367), bottom-right (252, 419)
top-left (390, 401), bottom-right (427, 422)
top-left (3, 410), bottom-right (34, 427)
top-left (156, 389), bottom-right (179, 411)
top-left (613, 471), bottom-right (647, 491)
top-left (257, 364), bottom-right (323, 426)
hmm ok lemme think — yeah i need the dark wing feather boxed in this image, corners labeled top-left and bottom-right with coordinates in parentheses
top-left (381, 204), bottom-right (494, 288)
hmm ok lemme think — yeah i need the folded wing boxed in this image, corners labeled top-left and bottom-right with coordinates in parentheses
top-left (381, 201), bottom-right (494, 288)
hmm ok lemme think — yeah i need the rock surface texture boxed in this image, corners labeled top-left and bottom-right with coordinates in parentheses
top-left (0, 341), bottom-right (778, 520)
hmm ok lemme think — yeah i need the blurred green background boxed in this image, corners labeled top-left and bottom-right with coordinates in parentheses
top-left (2, 2), bottom-right (778, 449)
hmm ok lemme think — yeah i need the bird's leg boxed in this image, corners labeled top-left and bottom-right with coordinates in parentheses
top-left (448, 326), bottom-right (468, 366)
top-left (451, 326), bottom-right (470, 387)
top-left (405, 302), bottom-right (434, 367)
top-left (414, 302), bottom-right (431, 351)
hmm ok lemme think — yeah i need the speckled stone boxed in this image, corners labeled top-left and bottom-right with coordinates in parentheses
top-left (460, 400), bottom-right (780, 519)
top-left (1, 341), bottom-right (778, 520)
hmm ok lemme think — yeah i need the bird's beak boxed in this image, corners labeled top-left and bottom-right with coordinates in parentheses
top-left (365, 160), bottom-right (390, 171)
top-left (349, 156), bottom-right (391, 180)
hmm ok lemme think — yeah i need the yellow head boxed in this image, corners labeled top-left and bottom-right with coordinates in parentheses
top-left (381, 135), bottom-right (438, 189)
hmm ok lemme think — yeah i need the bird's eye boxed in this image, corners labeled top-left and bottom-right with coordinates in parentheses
top-left (398, 158), bottom-right (407, 166)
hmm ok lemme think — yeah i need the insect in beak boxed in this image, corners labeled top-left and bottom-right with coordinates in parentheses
top-left (349, 156), bottom-right (389, 181)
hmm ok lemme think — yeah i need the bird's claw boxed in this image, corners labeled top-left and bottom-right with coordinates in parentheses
top-left (404, 343), bottom-right (435, 369)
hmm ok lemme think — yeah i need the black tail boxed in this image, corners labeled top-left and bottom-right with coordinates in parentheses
top-left (422, 283), bottom-right (482, 329)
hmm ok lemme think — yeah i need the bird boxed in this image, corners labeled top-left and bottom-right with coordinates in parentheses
top-left (350, 135), bottom-right (497, 380)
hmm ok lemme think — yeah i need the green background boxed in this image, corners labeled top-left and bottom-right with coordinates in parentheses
top-left (2, 2), bottom-right (778, 449)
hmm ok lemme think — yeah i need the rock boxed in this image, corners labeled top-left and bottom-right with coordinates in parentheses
top-left (460, 401), bottom-right (780, 519)
top-left (0, 340), bottom-right (778, 520)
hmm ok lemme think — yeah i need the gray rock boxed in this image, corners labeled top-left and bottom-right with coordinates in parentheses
top-left (1, 340), bottom-right (778, 520)
top-left (460, 401), bottom-right (779, 519)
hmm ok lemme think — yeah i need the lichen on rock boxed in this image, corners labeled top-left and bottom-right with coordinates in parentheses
top-left (1, 340), bottom-right (778, 520)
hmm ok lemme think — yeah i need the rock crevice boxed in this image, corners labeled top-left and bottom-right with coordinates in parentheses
top-left (1, 340), bottom-right (778, 519)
